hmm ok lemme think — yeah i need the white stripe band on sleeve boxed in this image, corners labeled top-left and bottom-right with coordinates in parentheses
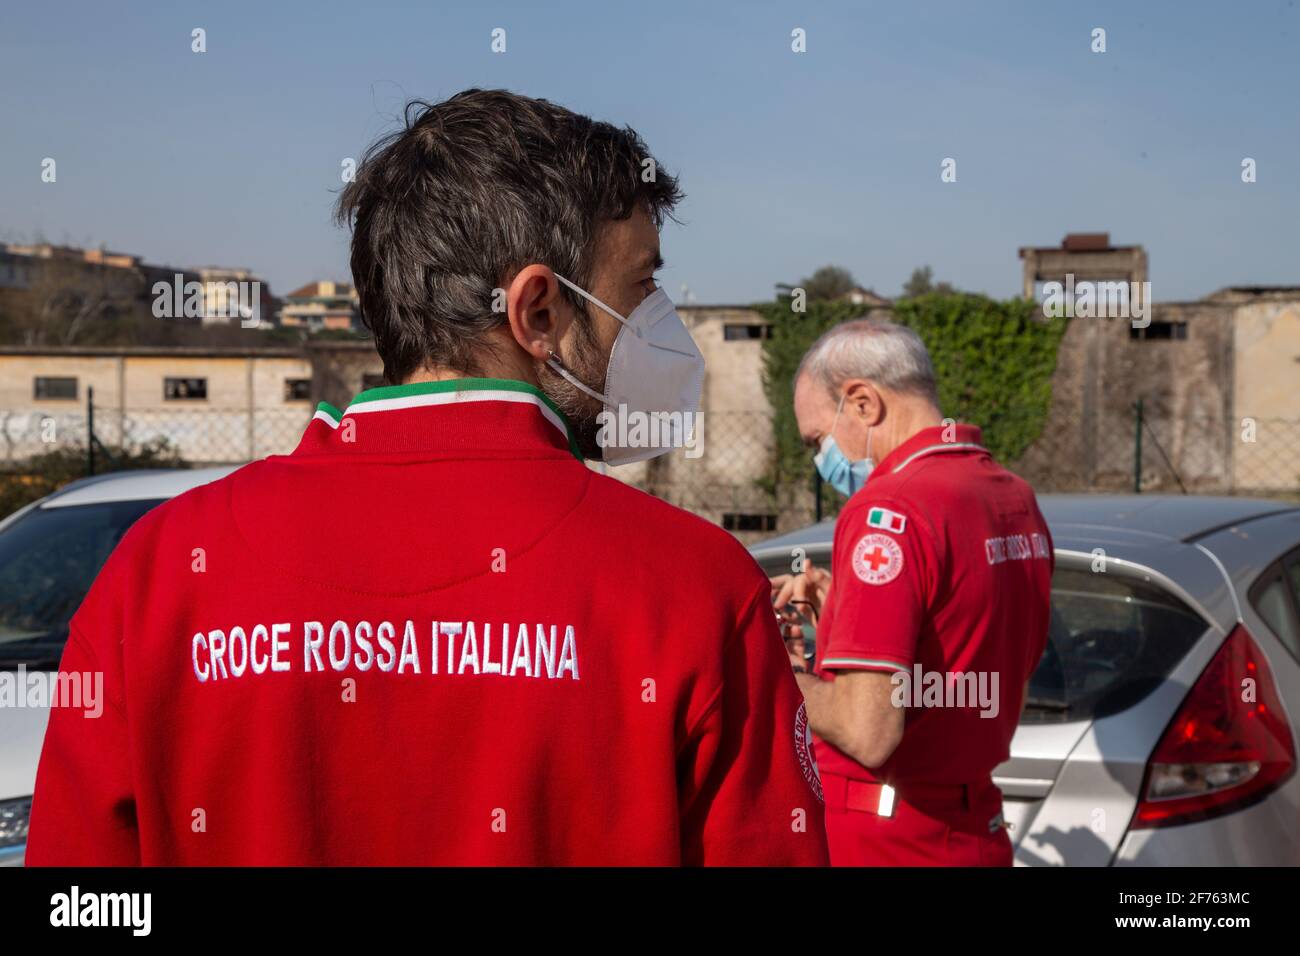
top-left (820, 656), bottom-right (910, 674)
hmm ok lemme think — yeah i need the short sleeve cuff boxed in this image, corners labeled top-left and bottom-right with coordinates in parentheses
top-left (818, 654), bottom-right (911, 675)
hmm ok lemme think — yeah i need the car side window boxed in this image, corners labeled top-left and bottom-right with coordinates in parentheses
top-left (1286, 552), bottom-right (1300, 614)
top-left (1251, 554), bottom-right (1300, 662)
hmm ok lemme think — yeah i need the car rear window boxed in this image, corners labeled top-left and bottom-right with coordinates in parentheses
top-left (0, 499), bottom-right (165, 669)
top-left (1023, 566), bottom-right (1210, 724)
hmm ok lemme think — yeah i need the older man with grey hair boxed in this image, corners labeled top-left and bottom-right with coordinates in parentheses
top-left (772, 318), bottom-right (1053, 866)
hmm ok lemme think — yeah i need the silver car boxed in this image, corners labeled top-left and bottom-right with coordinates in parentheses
top-left (750, 495), bottom-right (1300, 866)
top-left (0, 467), bottom-right (236, 866)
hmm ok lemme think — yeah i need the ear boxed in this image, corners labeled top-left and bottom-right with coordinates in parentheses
top-left (843, 379), bottom-right (884, 427)
top-left (506, 265), bottom-right (573, 360)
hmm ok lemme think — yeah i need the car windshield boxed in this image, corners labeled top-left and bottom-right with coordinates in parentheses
top-left (1024, 566), bottom-right (1210, 723)
top-left (0, 498), bottom-right (165, 669)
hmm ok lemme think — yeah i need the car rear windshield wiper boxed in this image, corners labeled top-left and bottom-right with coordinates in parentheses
top-left (1024, 696), bottom-right (1071, 712)
top-left (0, 657), bottom-right (64, 669)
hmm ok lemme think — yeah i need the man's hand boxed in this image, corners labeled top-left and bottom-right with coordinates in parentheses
top-left (770, 560), bottom-right (832, 670)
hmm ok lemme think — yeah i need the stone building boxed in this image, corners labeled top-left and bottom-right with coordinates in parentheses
top-left (656, 242), bottom-right (1300, 516)
top-left (0, 345), bottom-right (313, 465)
top-left (195, 266), bottom-right (273, 327)
top-left (304, 339), bottom-right (384, 408)
top-left (1019, 233), bottom-right (1148, 301)
top-left (3, 241), bottom-right (1295, 536)
top-left (279, 281), bottom-right (360, 331)
top-left (640, 306), bottom-right (787, 535)
top-left (1013, 243), bottom-right (1300, 497)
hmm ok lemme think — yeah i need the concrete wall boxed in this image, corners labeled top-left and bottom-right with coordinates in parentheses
top-left (304, 341), bottom-right (384, 410)
top-left (1015, 303), bottom-right (1236, 493)
top-left (0, 348), bottom-right (312, 464)
top-left (5, 288), bottom-right (1288, 524)
top-left (1020, 244), bottom-right (1148, 299)
top-left (1015, 291), bottom-right (1300, 495)
top-left (633, 307), bottom-right (785, 539)
top-left (1232, 298), bottom-right (1300, 491)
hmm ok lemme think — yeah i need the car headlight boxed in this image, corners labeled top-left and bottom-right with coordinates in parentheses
top-left (0, 796), bottom-right (32, 849)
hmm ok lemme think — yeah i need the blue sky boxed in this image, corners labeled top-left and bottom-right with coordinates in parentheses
top-left (2, 0), bottom-right (1297, 304)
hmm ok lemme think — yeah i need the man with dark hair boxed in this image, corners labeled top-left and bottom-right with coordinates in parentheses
top-left (27, 89), bottom-right (828, 865)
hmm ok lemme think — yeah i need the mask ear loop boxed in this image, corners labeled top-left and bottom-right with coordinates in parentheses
top-left (554, 273), bottom-right (640, 339)
top-left (546, 349), bottom-right (609, 405)
top-left (852, 426), bottom-right (874, 496)
top-left (834, 392), bottom-right (875, 496)
top-left (545, 273), bottom-right (624, 406)
top-left (828, 393), bottom-right (846, 441)
top-left (555, 271), bottom-right (702, 358)
top-left (815, 393), bottom-right (847, 465)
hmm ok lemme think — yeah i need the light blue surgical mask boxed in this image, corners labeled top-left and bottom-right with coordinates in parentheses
top-left (813, 394), bottom-right (873, 497)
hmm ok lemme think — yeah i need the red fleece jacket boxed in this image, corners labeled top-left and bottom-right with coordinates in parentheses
top-left (26, 378), bottom-right (828, 866)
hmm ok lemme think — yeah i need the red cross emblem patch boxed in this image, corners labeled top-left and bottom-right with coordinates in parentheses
top-left (851, 533), bottom-right (904, 585)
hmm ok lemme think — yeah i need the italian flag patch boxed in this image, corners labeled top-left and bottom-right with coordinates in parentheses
top-left (866, 506), bottom-right (906, 534)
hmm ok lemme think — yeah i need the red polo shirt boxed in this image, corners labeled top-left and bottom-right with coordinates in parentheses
top-left (28, 378), bottom-right (827, 866)
top-left (813, 424), bottom-right (1053, 787)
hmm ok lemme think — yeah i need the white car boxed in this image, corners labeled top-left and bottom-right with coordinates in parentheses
top-left (0, 467), bottom-right (235, 865)
top-left (750, 496), bottom-right (1300, 866)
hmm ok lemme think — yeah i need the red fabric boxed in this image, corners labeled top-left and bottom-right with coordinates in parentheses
top-left (821, 772), bottom-right (1013, 866)
top-left (813, 424), bottom-right (1053, 790)
top-left (27, 380), bottom-right (828, 866)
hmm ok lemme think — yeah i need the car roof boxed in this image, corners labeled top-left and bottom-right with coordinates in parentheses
top-left (1038, 494), bottom-right (1297, 543)
top-left (749, 519), bottom-right (836, 559)
top-left (748, 494), bottom-right (1300, 632)
top-left (40, 467), bottom-right (239, 507)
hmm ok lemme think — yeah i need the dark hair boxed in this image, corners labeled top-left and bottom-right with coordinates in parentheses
top-left (335, 89), bottom-right (683, 383)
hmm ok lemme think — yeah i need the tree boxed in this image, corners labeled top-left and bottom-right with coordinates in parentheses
top-left (0, 256), bottom-right (137, 346)
top-left (902, 265), bottom-right (955, 298)
top-left (778, 265), bottom-right (857, 302)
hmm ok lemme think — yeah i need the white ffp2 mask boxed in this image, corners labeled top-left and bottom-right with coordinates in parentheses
top-left (547, 273), bottom-right (705, 466)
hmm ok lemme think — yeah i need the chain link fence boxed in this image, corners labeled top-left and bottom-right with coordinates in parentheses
top-left (95, 406), bottom-right (312, 466)
top-left (0, 397), bottom-right (313, 517)
top-left (0, 405), bottom-right (311, 470)
top-left (1229, 417), bottom-right (1300, 496)
top-left (637, 409), bottom-right (819, 543)
top-left (648, 405), bottom-right (1300, 542)
top-left (1014, 402), bottom-right (1300, 498)
top-left (2, 397), bottom-right (1298, 534)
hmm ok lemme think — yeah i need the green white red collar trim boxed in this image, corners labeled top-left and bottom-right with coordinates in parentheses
top-left (311, 378), bottom-right (581, 460)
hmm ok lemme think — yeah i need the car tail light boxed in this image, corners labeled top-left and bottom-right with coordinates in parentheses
top-left (1132, 624), bottom-right (1295, 829)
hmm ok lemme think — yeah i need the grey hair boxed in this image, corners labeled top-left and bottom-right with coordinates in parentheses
top-left (795, 318), bottom-right (940, 405)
